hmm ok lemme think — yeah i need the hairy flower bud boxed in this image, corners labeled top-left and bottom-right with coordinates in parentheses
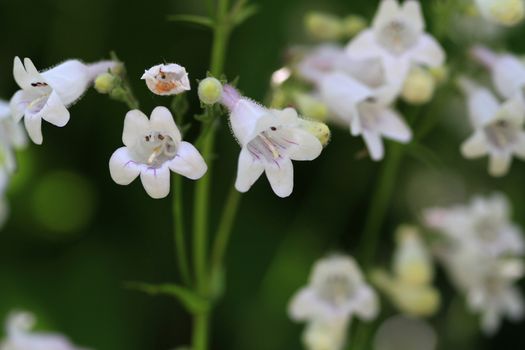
top-left (94, 73), bottom-right (116, 94)
top-left (297, 119), bottom-right (331, 147)
top-left (198, 77), bottom-right (223, 105)
top-left (401, 67), bottom-right (435, 105)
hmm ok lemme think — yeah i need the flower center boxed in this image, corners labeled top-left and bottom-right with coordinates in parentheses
top-left (483, 119), bottom-right (518, 150)
top-left (376, 20), bottom-right (418, 55)
top-left (357, 100), bottom-right (382, 130)
top-left (153, 70), bottom-right (184, 94)
top-left (317, 274), bottom-right (357, 307)
top-left (247, 127), bottom-right (295, 163)
top-left (473, 218), bottom-right (501, 244)
top-left (138, 132), bottom-right (177, 167)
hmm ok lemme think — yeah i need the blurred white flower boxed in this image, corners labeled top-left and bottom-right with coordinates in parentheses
top-left (302, 317), bottom-right (349, 350)
top-left (141, 63), bottom-right (190, 96)
top-left (320, 72), bottom-right (411, 160)
top-left (458, 79), bottom-right (525, 177)
top-left (425, 193), bottom-right (524, 257)
top-left (373, 315), bottom-right (437, 350)
top-left (10, 57), bottom-right (116, 144)
top-left (0, 169), bottom-right (8, 229)
top-left (288, 255), bottom-right (378, 323)
top-left (471, 46), bottom-right (525, 100)
top-left (474, 0), bottom-right (525, 27)
top-left (0, 311), bottom-right (89, 350)
top-left (346, 0), bottom-right (445, 89)
top-left (109, 107), bottom-right (207, 199)
top-left (1, 100), bottom-right (27, 174)
top-left (220, 85), bottom-right (323, 198)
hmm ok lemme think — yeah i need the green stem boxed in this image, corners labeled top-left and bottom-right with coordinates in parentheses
top-left (210, 185), bottom-right (242, 273)
top-left (192, 313), bottom-right (210, 350)
top-left (173, 175), bottom-right (191, 286)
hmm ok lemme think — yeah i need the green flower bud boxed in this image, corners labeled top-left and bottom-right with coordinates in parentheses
top-left (298, 119), bottom-right (331, 147)
top-left (401, 67), bottom-right (435, 105)
top-left (342, 15), bottom-right (367, 37)
top-left (94, 73), bottom-right (116, 94)
top-left (476, 0), bottom-right (525, 26)
top-left (305, 12), bottom-right (343, 41)
top-left (198, 77), bottom-right (223, 105)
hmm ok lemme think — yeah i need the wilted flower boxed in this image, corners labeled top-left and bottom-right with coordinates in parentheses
top-left (10, 57), bottom-right (116, 144)
top-left (220, 85), bottom-right (324, 198)
top-left (0, 99), bottom-right (27, 173)
top-left (141, 63), bottom-right (190, 96)
top-left (109, 107), bottom-right (207, 199)
top-left (459, 78), bottom-right (525, 177)
top-left (474, 0), bottom-right (525, 26)
top-left (0, 311), bottom-right (89, 350)
top-left (346, 0), bottom-right (445, 89)
top-left (320, 72), bottom-right (411, 160)
top-left (302, 317), bottom-right (349, 350)
top-left (288, 255), bottom-right (378, 322)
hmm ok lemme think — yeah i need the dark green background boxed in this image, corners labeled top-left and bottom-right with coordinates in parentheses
top-left (0, 0), bottom-right (524, 349)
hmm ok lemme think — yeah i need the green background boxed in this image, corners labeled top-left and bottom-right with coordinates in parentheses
top-left (0, 0), bottom-right (524, 349)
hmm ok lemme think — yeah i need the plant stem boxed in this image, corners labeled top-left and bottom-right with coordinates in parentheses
top-left (192, 313), bottom-right (210, 350)
top-left (173, 175), bottom-right (191, 286)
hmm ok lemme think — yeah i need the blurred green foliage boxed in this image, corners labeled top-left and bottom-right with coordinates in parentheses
top-left (0, 0), bottom-right (524, 349)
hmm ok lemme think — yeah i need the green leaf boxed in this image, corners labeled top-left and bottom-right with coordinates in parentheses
top-left (125, 282), bottom-right (210, 314)
top-left (167, 14), bottom-right (214, 28)
top-left (232, 4), bottom-right (259, 26)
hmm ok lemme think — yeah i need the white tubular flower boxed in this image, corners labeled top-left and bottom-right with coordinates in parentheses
top-left (10, 57), bottom-right (116, 144)
top-left (220, 85), bottom-right (323, 198)
top-left (345, 0), bottom-right (445, 89)
top-left (288, 255), bottom-right (379, 322)
top-left (302, 317), bottom-right (349, 350)
top-left (109, 107), bottom-right (207, 199)
top-left (320, 72), bottom-right (411, 160)
top-left (474, 0), bottom-right (525, 27)
top-left (0, 311), bottom-right (89, 350)
top-left (0, 100), bottom-right (27, 174)
top-left (471, 46), bottom-right (525, 100)
top-left (424, 193), bottom-right (524, 257)
top-left (141, 63), bottom-right (190, 96)
top-left (459, 79), bottom-right (525, 177)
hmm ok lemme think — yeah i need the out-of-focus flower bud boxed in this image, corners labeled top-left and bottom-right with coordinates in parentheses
top-left (294, 93), bottom-right (328, 121)
top-left (401, 67), bottom-right (435, 105)
top-left (198, 77), bottom-right (223, 105)
top-left (342, 15), bottom-right (367, 37)
top-left (429, 65), bottom-right (449, 85)
top-left (305, 12), bottom-right (343, 41)
top-left (94, 73), bottom-right (117, 94)
top-left (297, 119), bottom-right (331, 147)
top-left (393, 225), bottom-right (434, 286)
top-left (475, 0), bottom-right (525, 26)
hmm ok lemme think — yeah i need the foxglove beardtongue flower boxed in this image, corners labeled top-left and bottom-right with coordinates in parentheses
top-left (471, 46), bottom-right (525, 100)
top-left (346, 0), bottom-right (445, 89)
top-left (220, 85), bottom-right (323, 198)
top-left (141, 63), bottom-right (190, 96)
top-left (459, 79), bottom-right (525, 177)
top-left (10, 57), bottom-right (117, 145)
top-left (0, 100), bottom-right (27, 173)
top-left (320, 72), bottom-right (411, 160)
top-left (109, 107), bottom-right (207, 199)
top-left (0, 311), bottom-right (89, 350)
top-left (288, 255), bottom-right (379, 322)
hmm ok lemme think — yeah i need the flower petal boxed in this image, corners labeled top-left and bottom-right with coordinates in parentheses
top-left (461, 131), bottom-right (488, 158)
top-left (13, 57), bottom-right (31, 89)
top-left (402, 0), bottom-right (425, 32)
top-left (168, 141), bottom-right (207, 180)
top-left (40, 91), bottom-right (70, 127)
top-left (123, 110), bottom-right (150, 147)
top-left (235, 147), bottom-right (264, 193)
top-left (345, 30), bottom-right (384, 61)
top-left (287, 129), bottom-right (323, 161)
top-left (150, 106), bottom-right (182, 144)
top-left (140, 164), bottom-right (171, 199)
top-left (24, 115), bottom-right (43, 145)
top-left (265, 157), bottom-right (294, 198)
top-left (493, 56), bottom-right (525, 99)
top-left (513, 133), bottom-right (525, 159)
top-left (9, 90), bottom-right (29, 122)
top-left (467, 88), bottom-right (500, 128)
top-left (41, 60), bottom-right (90, 106)
top-left (411, 34), bottom-right (445, 68)
top-left (352, 286), bottom-right (379, 321)
top-left (288, 288), bottom-right (325, 321)
top-left (376, 109), bottom-right (412, 142)
top-left (372, 0), bottom-right (400, 31)
top-left (230, 98), bottom-right (269, 146)
top-left (489, 153), bottom-right (512, 177)
top-left (363, 131), bottom-right (385, 161)
top-left (109, 147), bottom-right (141, 185)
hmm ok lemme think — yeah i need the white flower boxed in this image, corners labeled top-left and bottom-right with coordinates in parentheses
top-left (1, 100), bottom-right (27, 174)
top-left (346, 0), bottom-right (445, 89)
top-left (302, 317), bottom-right (349, 350)
top-left (425, 193), bottom-right (524, 257)
top-left (141, 63), bottom-right (190, 96)
top-left (471, 46), bottom-right (525, 100)
top-left (474, 0), bottom-right (525, 27)
top-left (220, 85), bottom-right (323, 198)
top-left (459, 79), bottom-right (525, 177)
top-left (288, 255), bottom-right (379, 323)
top-left (109, 107), bottom-right (207, 199)
top-left (0, 170), bottom-right (8, 229)
top-left (0, 311), bottom-right (89, 350)
top-left (320, 72), bottom-right (411, 160)
top-left (10, 57), bottom-right (116, 144)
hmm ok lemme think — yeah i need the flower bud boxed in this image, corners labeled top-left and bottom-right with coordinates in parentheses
top-left (393, 225), bottom-right (433, 286)
top-left (198, 77), bottom-right (223, 105)
top-left (305, 12), bottom-right (343, 41)
top-left (429, 66), bottom-right (449, 85)
top-left (297, 119), bottom-right (331, 147)
top-left (475, 0), bottom-right (525, 26)
top-left (94, 73), bottom-right (116, 94)
top-left (401, 67), bottom-right (435, 105)
top-left (342, 15), bottom-right (367, 37)
top-left (294, 93), bottom-right (328, 121)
